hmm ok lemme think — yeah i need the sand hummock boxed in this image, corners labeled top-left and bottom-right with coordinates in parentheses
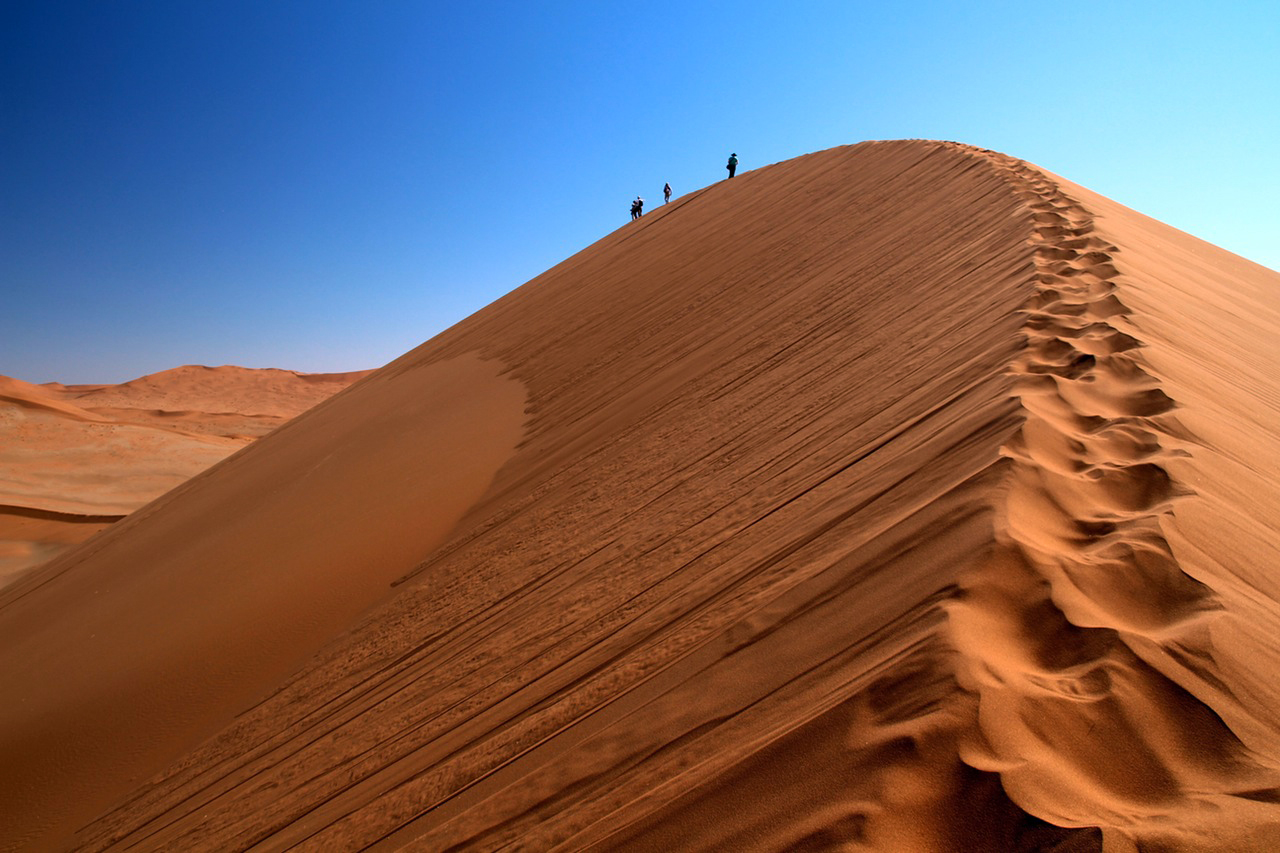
top-left (1, 140), bottom-right (1278, 852)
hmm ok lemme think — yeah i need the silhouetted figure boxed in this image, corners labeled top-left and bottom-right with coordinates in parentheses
top-left (726, 153), bottom-right (738, 178)
top-left (630, 197), bottom-right (644, 220)
top-left (663, 182), bottom-right (672, 203)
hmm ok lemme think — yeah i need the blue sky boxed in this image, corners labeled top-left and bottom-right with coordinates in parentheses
top-left (3, 1), bottom-right (1276, 383)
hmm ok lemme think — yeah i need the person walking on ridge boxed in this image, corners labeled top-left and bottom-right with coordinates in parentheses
top-left (630, 196), bottom-right (644, 220)
top-left (726, 153), bottom-right (738, 178)
top-left (663, 182), bottom-right (672, 203)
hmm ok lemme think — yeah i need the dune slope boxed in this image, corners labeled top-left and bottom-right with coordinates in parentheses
top-left (2, 140), bottom-right (1278, 852)
top-left (0, 358), bottom-right (524, 850)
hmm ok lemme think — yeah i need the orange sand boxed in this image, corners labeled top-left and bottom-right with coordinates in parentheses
top-left (2, 140), bottom-right (1278, 852)
top-left (0, 367), bottom-right (369, 585)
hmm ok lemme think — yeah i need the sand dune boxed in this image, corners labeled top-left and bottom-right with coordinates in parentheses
top-left (0, 367), bottom-right (370, 586)
top-left (55, 365), bottom-right (373, 421)
top-left (2, 140), bottom-right (1278, 852)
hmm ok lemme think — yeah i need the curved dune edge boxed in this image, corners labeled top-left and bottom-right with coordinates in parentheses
top-left (0, 353), bottom-right (526, 853)
top-left (948, 148), bottom-right (1280, 851)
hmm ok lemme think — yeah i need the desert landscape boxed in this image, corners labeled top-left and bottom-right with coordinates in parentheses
top-left (0, 367), bottom-right (370, 586)
top-left (2, 139), bottom-right (1278, 851)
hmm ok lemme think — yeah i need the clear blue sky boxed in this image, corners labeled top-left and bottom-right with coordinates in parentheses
top-left (3, 1), bottom-right (1276, 383)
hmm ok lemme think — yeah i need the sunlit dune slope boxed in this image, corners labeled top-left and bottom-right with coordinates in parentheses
top-left (0, 367), bottom-right (371, 585)
top-left (3, 140), bottom-right (1279, 852)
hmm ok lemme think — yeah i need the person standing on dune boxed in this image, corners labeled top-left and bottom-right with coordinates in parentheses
top-left (726, 153), bottom-right (738, 178)
top-left (663, 182), bottom-right (672, 203)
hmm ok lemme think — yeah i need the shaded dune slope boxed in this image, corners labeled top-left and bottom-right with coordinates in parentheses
top-left (0, 359), bottom-right (525, 850)
top-left (3, 140), bottom-right (1278, 851)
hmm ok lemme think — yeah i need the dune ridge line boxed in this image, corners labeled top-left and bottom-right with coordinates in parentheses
top-left (949, 144), bottom-right (1279, 848)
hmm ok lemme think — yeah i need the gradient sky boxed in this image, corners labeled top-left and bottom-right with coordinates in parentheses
top-left (3, 1), bottom-right (1277, 383)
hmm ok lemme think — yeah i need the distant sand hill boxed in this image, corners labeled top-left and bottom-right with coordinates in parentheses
top-left (2, 140), bottom-right (1278, 852)
top-left (0, 366), bottom-right (370, 585)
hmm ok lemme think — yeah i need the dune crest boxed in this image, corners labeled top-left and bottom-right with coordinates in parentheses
top-left (948, 149), bottom-right (1280, 851)
top-left (3, 140), bottom-right (1279, 852)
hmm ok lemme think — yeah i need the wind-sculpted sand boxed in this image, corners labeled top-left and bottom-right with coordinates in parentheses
top-left (1, 140), bottom-right (1277, 852)
top-left (947, 150), bottom-right (1280, 849)
top-left (0, 367), bottom-right (370, 584)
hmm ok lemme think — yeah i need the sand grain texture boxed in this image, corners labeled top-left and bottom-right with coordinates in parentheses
top-left (2, 140), bottom-right (1278, 852)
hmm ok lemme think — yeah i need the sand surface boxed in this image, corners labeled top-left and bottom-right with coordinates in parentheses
top-left (0, 367), bottom-right (370, 585)
top-left (2, 140), bottom-right (1278, 852)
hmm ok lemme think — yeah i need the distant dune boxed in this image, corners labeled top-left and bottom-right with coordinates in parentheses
top-left (2, 140), bottom-right (1278, 852)
top-left (0, 367), bottom-right (370, 585)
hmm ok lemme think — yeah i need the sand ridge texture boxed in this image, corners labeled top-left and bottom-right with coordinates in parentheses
top-left (0, 367), bottom-right (370, 585)
top-left (2, 140), bottom-right (1278, 851)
